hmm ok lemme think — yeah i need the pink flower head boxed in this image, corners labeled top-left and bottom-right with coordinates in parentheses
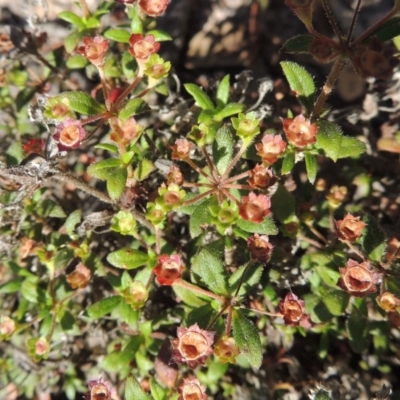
top-left (178, 378), bottom-right (208, 400)
top-left (84, 377), bottom-right (112, 400)
top-left (128, 34), bottom-right (160, 60)
top-left (77, 36), bottom-right (109, 67)
top-left (279, 292), bottom-right (310, 327)
top-left (139, 0), bottom-right (169, 17)
top-left (337, 259), bottom-right (380, 297)
top-left (53, 118), bottom-right (86, 150)
top-left (239, 192), bottom-right (271, 223)
top-left (255, 134), bottom-right (287, 165)
top-left (335, 213), bottom-right (366, 242)
top-left (154, 254), bottom-right (183, 285)
top-left (282, 114), bottom-right (318, 148)
top-left (170, 323), bottom-right (215, 369)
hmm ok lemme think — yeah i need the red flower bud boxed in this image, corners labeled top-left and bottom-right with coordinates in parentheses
top-left (376, 292), bottom-right (400, 312)
top-left (335, 213), bottom-right (366, 242)
top-left (177, 378), bottom-right (208, 400)
top-left (337, 259), bottom-right (380, 297)
top-left (171, 138), bottom-right (194, 160)
top-left (139, 0), bottom-right (169, 17)
top-left (239, 192), bottom-right (271, 223)
top-left (255, 134), bottom-right (287, 165)
top-left (279, 292), bottom-right (310, 326)
top-left (170, 323), bottom-right (215, 369)
top-left (128, 34), bottom-right (160, 60)
top-left (247, 234), bottom-right (273, 263)
top-left (53, 118), bottom-right (86, 150)
top-left (248, 165), bottom-right (276, 190)
top-left (66, 263), bottom-right (91, 289)
top-left (84, 377), bottom-right (112, 400)
top-left (282, 114), bottom-right (318, 148)
top-left (167, 165), bottom-right (184, 186)
top-left (77, 36), bottom-right (109, 67)
top-left (214, 336), bottom-right (240, 364)
top-left (154, 254), bottom-right (183, 285)
top-left (309, 38), bottom-right (339, 63)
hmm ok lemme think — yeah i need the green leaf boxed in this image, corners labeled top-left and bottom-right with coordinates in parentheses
top-left (107, 167), bottom-right (127, 200)
top-left (107, 248), bottom-right (149, 270)
top-left (125, 375), bottom-right (152, 400)
top-left (0, 280), bottom-right (22, 294)
top-left (315, 120), bottom-right (343, 161)
top-left (213, 103), bottom-right (246, 122)
top-left (87, 296), bottom-right (121, 318)
top-left (122, 51), bottom-right (137, 80)
top-left (64, 30), bottom-right (86, 53)
top-left (104, 28), bottom-right (131, 43)
top-left (305, 152), bottom-right (317, 184)
top-left (346, 304), bottom-right (369, 353)
top-left (213, 125), bottom-right (233, 175)
top-left (94, 143), bottom-right (119, 153)
top-left (55, 91), bottom-right (105, 115)
top-left (336, 136), bottom-right (366, 159)
top-left (184, 83), bottom-right (215, 110)
top-left (232, 309), bottom-right (262, 368)
top-left (192, 248), bottom-right (229, 296)
top-left (128, 6), bottom-right (143, 34)
top-left (361, 214), bottom-right (386, 262)
top-left (271, 183), bottom-right (295, 223)
top-left (281, 152), bottom-right (295, 174)
top-left (134, 158), bottom-right (155, 181)
top-left (87, 158), bottom-right (122, 180)
top-left (150, 378), bottom-right (166, 400)
top-left (216, 75), bottom-right (230, 106)
top-left (172, 285), bottom-right (207, 308)
top-left (118, 98), bottom-right (147, 121)
top-left (236, 217), bottom-right (278, 235)
top-left (85, 16), bottom-right (101, 29)
top-left (229, 263), bottom-right (263, 296)
top-left (368, 16), bottom-right (400, 43)
top-left (66, 54), bottom-right (88, 69)
top-left (280, 61), bottom-right (315, 113)
top-left (322, 289), bottom-right (350, 316)
top-left (282, 34), bottom-right (314, 53)
top-left (54, 248), bottom-right (74, 270)
top-left (37, 199), bottom-right (66, 218)
top-left (146, 29), bottom-right (172, 42)
top-left (58, 11), bottom-right (86, 29)
top-left (189, 198), bottom-right (214, 238)
top-left (16, 87), bottom-right (36, 112)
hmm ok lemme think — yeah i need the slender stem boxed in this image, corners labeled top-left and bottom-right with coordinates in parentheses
top-left (298, 232), bottom-right (324, 249)
top-left (346, 0), bottom-right (362, 45)
top-left (312, 57), bottom-right (347, 120)
top-left (79, 0), bottom-right (91, 19)
top-left (135, 87), bottom-right (152, 100)
top-left (221, 142), bottom-right (249, 181)
top-left (224, 183), bottom-right (253, 190)
top-left (225, 307), bottom-right (233, 335)
top-left (185, 158), bottom-right (214, 181)
top-left (353, 6), bottom-right (398, 46)
top-left (343, 240), bottom-right (365, 260)
top-left (51, 172), bottom-right (115, 204)
top-left (201, 146), bottom-right (219, 181)
top-left (207, 303), bottom-right (230, 330)
top-left (243, 306), bottom-right (281, 318)
top-left (145, 271), bottom-right (155, 289)
top-left (172, 279), bottom-right (225, 303)
top-left (114, 75), bottom-right (142, 109)
top-left (34, 51), bottom-right (65, 79)
top-left (98, 68), bottom-right (110, 110)
top-left (221, 188), bottom-right (241, 205)
top-left (80, 112), bottom-right (108, 126)
top-left (155, 227), bottom-right (161, 255)
top-left (181, 189), bottom-right (215, 206)
top-left (225, 170), bottom-right (250, 183)
top-left (234, 261), bottom-right (253, 297)
top-left (182, 182), bottom-right (214, 188)
top-left (321, 0), bottom-right (345, 45)
top-left (131, 209), bottom-right (155, 232)
top-left (308, 225), bottom-right (328, 244)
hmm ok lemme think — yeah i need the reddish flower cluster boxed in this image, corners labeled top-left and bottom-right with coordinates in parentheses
top-left (66, 263), bottom-right (91, 289)
top-left (335, 213), bottom-right (366, 242)
top-left (239, 193), bottom-right (271, 223)
top-left (128, 34), bottom-right (160, 61)
top-left (279, 292), bottom-right (310, 327)
top-left (337, 259), bottom-right (380, 297)
top-left (84, 377), bottom-right (112, 400)
top-left (53, 118), bottom-right (86, 151)
top-left (171, 138), bottom-right (194, 160)
top-left (282, 114), bottom-right (318, 148)
top-left (248, 165), bottom-right (276, 190)
top-left (178, 378), bottom-right (208, 400)
top-left (116, 0), bottom-right (169, 17)
top-left (154, 254), bottom-right (183, 285)
top-left (170, 324), bottom-right (215, 369)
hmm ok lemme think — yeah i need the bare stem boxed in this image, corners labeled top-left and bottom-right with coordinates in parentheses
top-left (155, 227), bottom-right (161, 255)
top-left (98, 68), bottom-right (110, 110)
top-left (225, 170), bottom-right (250, 184)
top-left (172, 279), bottom-right (225, 303)
top-left (242, 306), bottom-right (281, 318)
top-left (80, 112), bottom-right (108, 126)
top-left (51, 172), bottom-right (115, 204)
top-left (312, 57), bottom-right (347, 120)
top-left (353, 6), bottom-right (398, 46)
top-left (308, 224), bottom-right (328, 244)
top-left (221, 142), bottom-right (249, 181)
top-left (298, 232), bottom-right (324, 249)
top-left (182, 182), bottom-right (214, 188)
top-left (201, 146), bottom-right (219, 181)
top-left (181, 189), bottom-right (215, 206)
top-left (346, 0), bottom-right (363, 45)
top-left (185, 158), bottom-right (214, 181)
top-left (221, 188), bottom-right (241, 205)
top-left (225, 307), bottom-right (233, 335)
top-left (79, 0), bottom-right (91, 19)
top-left (114, 75), bottom-right (143, 109)
top-left (344, 240), bottom-right (365, 260)
top-left (321, 0), bottom-right (345, 45)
